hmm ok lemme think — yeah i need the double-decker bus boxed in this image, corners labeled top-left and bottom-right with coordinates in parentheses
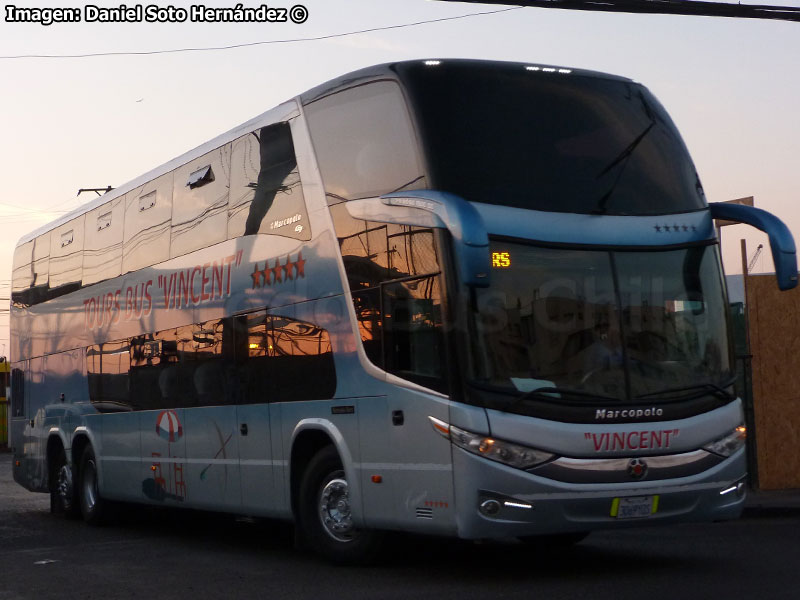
top-left (9, 59), bottom-right (797, 563)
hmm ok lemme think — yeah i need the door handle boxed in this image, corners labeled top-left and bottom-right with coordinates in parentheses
top-left (240, 423), bottom-right (248, 436)
top-left (392, 410), bottom-right (404, 426)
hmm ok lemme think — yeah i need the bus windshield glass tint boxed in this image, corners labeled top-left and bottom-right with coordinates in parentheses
top-left (469, 241), bottom-right (733, 402)
top-left (398, 61), bottom-right (705, 215)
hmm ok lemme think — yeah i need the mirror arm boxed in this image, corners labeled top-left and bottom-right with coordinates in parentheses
top-left (382, 191), bottom-right (490, 287)
top-left (709, 202), bottom-right (798, 290)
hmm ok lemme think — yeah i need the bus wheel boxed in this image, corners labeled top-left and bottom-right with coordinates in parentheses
top-left (50, 449), bottom-right (79, 519)
top-left (297, 445), bottom-right (383, 564)
top-left (78, 446), bottom-right (107, 526)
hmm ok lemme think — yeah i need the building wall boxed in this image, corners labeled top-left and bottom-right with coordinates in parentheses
top-left (745, 274), bottom-right (800, 489)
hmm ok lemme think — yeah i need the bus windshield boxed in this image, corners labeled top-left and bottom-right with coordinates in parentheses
top-left (468, 241), bottom-right (734, 403)
top-left (399, 61), bottom-right (705, 215)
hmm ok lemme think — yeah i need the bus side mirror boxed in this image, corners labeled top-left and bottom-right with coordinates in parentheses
top-left (380, 191), bottom-right (490, 288)
top-left (709, 202), bottom-right (798, 290)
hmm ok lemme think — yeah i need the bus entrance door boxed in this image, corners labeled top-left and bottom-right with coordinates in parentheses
top-left (237, 403), bottom-right (276, 515)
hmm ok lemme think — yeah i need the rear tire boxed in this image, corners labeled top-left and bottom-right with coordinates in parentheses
top-left (297, 445), bottom-right (383, 564)
top-left (50, 448), bottom-right (80, 519)
top-left (78, 446), bottom-right (107, 526)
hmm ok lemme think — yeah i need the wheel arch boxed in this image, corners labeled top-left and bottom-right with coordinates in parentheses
top-left (45, 430), bottom-right (69, 486)
top-left (70, 427), bottom-right (100, 489)
top-left (289, 419), bottom-right (363, 526)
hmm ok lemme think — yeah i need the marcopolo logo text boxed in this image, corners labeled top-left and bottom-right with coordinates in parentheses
top-left (595, 407), bottom-right (664, 420)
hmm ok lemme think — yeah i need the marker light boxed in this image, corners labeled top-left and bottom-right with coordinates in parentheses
top-left (424, 60), bottom-right (441, 66)
top-left (526, 65), bottom-right (572, 75)
top-left (703, 425), bottom-right (746, 457)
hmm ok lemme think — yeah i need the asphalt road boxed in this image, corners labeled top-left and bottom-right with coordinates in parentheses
top-left (2, 451), bottom-right (799, 600)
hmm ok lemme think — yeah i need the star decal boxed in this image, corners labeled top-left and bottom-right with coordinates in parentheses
top-left (261, 262), bottom-right (273, 286)
top-left (251, 263), bottom-right (263, 289)
top-left (294, 252), bottom-right (306, 278)
top-left (250, 253), bottom-right (307, 289)
top-left (654, 225), bottom-right (662, 232)
top-left (284, 256), bottom-right (294, 280)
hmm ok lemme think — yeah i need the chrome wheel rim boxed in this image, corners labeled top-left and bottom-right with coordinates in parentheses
top-left (57, 464), bottom-right (73, 508)
top-left (82, 459), bottom-right (97, 512)
top-left (318, 472), bottom-right (355, 542)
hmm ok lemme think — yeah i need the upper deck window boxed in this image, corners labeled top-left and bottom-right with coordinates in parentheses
top-left (397, 62), bottom-right (706, 216)
top-left (228, 122), bottom-right (310, 242)
top-left (84, 197), bottom-right (124, 286)
top-left (304, 80), bottom-right (426, 203)
top-left (123, 173), bottom-right (173, 274)
top-left (48, 216), bottom-right (85, 300)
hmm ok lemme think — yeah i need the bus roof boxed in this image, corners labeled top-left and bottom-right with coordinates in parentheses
top-left (16, 59), bottom-right (631, 248)
top-left (299, 58), bottom-right (632, 105)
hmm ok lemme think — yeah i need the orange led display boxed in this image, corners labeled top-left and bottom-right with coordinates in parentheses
top-left (492, 252), bottom-right (511, 268)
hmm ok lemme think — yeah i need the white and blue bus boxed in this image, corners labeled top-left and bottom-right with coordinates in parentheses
top-left (9, 59), bottom-right (797, 563)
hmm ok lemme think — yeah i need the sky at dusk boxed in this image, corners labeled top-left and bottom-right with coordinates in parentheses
top-left (1, 0), bottom-right (799, 355)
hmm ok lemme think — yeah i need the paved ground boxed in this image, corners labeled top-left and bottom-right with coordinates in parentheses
top-left (2, 451), bottom-right (800, 600)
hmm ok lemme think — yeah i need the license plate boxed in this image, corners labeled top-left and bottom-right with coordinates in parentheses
top-left (611, 495), bottom-right (658, 519)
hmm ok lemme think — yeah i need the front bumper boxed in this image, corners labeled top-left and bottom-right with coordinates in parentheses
top-left (452, 446), bottom-right (747, 539)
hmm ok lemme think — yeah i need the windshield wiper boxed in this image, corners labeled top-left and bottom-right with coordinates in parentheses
top-left (593, 91), bottom-right (657, 214)
top-left (514, 386), bottom-right (621, 406)
top-left (633, 377), bottom-right (738, 403)
top-left (592, 122), bottom-right (654, 215)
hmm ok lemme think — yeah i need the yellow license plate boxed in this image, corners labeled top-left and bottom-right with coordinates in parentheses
top-left (611, 495), bottom-right (659, 519)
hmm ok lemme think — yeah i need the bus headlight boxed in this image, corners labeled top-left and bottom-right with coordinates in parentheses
top-left (449, 424), bottom-right (554, 470)
top-left (703, 425), bottom-right (746, 457)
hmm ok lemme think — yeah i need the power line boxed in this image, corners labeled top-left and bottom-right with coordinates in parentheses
top-left (0, 211), bottom-right (69, 219)
top-left (436, 1), bottom-right (800, 22)
top-left (0, 7), bottom-right (522, 60)
top-left (0, 200), bottom-right (71, 215)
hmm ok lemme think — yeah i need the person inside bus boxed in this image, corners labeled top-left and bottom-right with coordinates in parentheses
top-left (581, 320), bottom-right (624, 378)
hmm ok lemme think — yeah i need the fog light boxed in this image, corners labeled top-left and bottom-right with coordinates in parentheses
top-left (479, 499), bottom-right (501, 516)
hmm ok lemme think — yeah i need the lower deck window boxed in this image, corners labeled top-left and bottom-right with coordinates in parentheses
top-left (87, 312), bottom-right (335, 411)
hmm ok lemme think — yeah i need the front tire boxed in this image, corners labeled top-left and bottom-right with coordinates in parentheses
top-left (297, 445), bottom-right (383, 564)
top-left (79, 446), bottom-right (107, 526)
